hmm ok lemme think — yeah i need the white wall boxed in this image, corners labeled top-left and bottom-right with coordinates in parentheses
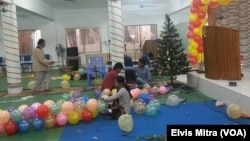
top-left (0, 6), bottom-right (190, 67)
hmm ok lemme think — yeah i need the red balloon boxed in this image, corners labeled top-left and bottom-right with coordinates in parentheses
top-left (81, 109), bottom-right (93, 122)
top-left (36, 105), bottom-right (50, 118)
top-left (198, 45), bottom-right (204, 53)
top-left (187, 31), bottom-right (194, 39)
top-left (4, 120), bottom-right (17, 135)
top-left (188, 24), bottom-right (195, 31)
top-left (198, 11), bottom-right (206, 19)
top-left (191, 20), bottom-right (201, 27)
top-left (190, 6), bottom-right (199, 13)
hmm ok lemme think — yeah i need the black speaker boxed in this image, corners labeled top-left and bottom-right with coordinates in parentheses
top-left (67, 47), bottom-right (78, 57)
top-left (68, 60), bottom-right (79, 71)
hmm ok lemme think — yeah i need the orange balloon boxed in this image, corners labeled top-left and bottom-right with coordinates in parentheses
top-left (86, 99), bottom-right (99, 112)
top-left (61, 101), bottom-right (74, 114)
top-left (18, 104), bottom-right (28, 113)
top-left (0, 110), bottom-right (10, 124)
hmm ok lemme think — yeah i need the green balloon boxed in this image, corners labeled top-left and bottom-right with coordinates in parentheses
top-left (62, 93), bottom-right (70, 100)
top-left (10, 109), bottom-right (22, 122)
top-left (50, 103), bottom-right (61, 115)
top-left (97, 100), bottom-right (107, 113)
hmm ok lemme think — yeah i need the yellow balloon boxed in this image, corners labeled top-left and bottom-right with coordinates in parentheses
top-left (189, 14), bottom-right (198, 22)
top-left (111, 89), bottom-right (117, 95)
top-left (193, 28), bottom-right (202, 36)
top-left (92, 110), bottom-right (99, 118)
top-left (62, 74), bottom-right (71, 81)
top-left (218, 0), bottom-right (231, 5)
top-left (201, 0), bottom-right (209, 5)
top-left (68, 111), bottom-right (80, 124)
top-left (190, 41), bottom-right (199, 49)
top-left (190, 49), bottom-right (198, 57)
top-left (226, 104), bottom-right (242, 119)
top-left (210, 0), bottom-right (218, 2)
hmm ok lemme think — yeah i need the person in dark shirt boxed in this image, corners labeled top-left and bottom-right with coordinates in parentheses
top-left (124, 55), bottom-right (136, 84)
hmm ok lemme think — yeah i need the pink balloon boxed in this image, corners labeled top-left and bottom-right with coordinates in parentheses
top-left (130, 88), bottom-right (141, 99)
top-left (31, 102), bottom-right (42, 110)
top-left (43, 100), bottom-right (55, 108)
top-left (0, 123), bottom-right (3, 133)
top-left (56, 112), bottom-right (68, 126)
top-left (158, 86), bottom-right (168, 95)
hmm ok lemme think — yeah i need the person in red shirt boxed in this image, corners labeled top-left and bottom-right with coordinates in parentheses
top-left (101, 62), bottom-right (123, 90)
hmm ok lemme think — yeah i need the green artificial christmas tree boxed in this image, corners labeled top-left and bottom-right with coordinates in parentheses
top-left (155, 14), bottom-right (191, 86)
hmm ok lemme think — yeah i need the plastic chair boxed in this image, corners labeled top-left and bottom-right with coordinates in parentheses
top-left (21, 55), bottom-right (32, 72)
top-left (87, 56), bottom-right (106, 87)
top-left (0, 57), bottom-right (6, 73)
top-left (45, 54), bottom-right (51, 60)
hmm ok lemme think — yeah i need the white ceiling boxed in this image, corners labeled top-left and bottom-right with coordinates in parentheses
top-left (14, 0), bottom-right (190, 21)
top-left (41, 0), bottom-right (169, 9)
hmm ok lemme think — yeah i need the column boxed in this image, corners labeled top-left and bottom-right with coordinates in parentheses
top-left (1, 3), bottom-right (23, 94)
top-left (108, 0), bottom-right (125, 65)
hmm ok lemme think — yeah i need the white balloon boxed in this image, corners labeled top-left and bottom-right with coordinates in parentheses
top-left (118, 114), bottom-right (133, 132)
top-left (165, 95), bottom-right (180, 106)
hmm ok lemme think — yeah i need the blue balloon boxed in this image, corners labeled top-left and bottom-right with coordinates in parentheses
top-left (31, 117), bottom-right (44, 130)
top-left (139, 93), bottom-right (150, 104)
top-left (81, 96), bottom-right (89, 103)
top-left (18, 120), bottom-right (30, 133)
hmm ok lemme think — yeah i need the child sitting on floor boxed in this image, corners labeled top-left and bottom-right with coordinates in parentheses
top-left (101, 75), bottom-right (132, 119)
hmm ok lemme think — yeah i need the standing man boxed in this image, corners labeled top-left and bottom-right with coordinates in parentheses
top-left (32, 39), bottom-right (55, 93)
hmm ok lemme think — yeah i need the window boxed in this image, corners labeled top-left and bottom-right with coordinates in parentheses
top-left (124, 24), bottom-right (157, 51)
top-left (65, 27), bottom-right (101, 53)
top-left (18, 30), bottom-right (41, 56)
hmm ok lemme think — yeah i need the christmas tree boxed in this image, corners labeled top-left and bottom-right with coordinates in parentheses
top-left (155, 14), bottom-right (191, 86)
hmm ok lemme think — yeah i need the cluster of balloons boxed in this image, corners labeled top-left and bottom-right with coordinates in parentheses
top-left (61, 74), bottom-right (71, 88)
top-left (0, 91), bottom-right (108, 136)
top-left (187, 0), bottom-right (235, 65)
top-left (130, 85), bottom-right (168, 116)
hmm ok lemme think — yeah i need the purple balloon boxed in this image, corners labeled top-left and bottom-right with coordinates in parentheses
top-left (72, 91), bottom-right (81, 99)
top-left (23, 106), bottom-right (36, 120)
top-left (70, 98), bottom-right (77, 104)
top-left (6, 106), bottom-right (15, 113)
top-left (94, 89), bottom-right (102, 98)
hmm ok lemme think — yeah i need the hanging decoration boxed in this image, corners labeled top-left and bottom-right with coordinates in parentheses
top-left (187, 0), bottom-right (236, 66)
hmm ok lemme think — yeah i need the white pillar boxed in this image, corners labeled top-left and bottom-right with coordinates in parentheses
top-left (1, 3), bottom-right (23, 94)
top-left (108, 0), bottom-right (125, 66)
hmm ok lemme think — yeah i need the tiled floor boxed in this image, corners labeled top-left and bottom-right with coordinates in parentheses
top-left (178, 70), bottom-right (250, 114)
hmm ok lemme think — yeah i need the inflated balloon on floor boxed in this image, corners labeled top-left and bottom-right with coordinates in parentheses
top-left (61, 80), bottom-right (70, 88)
top-left (226, 104), bottom-right (242, 119)
top-left (132, 100), bottom-right (146, 114)
top-left (73, 73), bottom-right (81, 80)
top-left (27, 80), bottom-right (35, 90)
top-left (158, 85), bottom-right (168, 94)
top-left (118, 114), bottom-right (133, 132)
top-left (165, 95), bottom-right (180, 106)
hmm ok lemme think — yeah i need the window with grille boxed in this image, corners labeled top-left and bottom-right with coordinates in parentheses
top-left (18, 30), bottom-right (41, 56)
top-left (65, 27), bottom-right (101, 53)
top-left (124, 24), bottom-right (157, 51)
